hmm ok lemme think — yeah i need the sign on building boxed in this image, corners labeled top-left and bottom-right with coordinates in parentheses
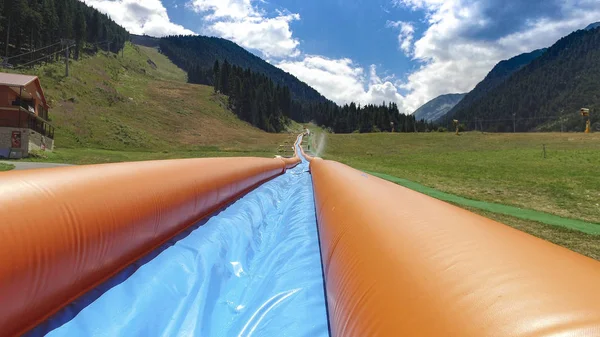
top-left (11, 131), bottom-right (21, 148)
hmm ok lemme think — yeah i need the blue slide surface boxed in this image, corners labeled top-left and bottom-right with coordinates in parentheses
top-left (31, 146), bottom-right (329, 336)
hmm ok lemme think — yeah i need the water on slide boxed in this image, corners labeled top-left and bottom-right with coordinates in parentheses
top-left (29, 141), bottom-right (330, 337)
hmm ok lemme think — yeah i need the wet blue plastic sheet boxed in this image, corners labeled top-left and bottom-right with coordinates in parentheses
top-left (33, 149), bottom-right (329, 336)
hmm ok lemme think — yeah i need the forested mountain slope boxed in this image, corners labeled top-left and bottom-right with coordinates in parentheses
top-left (449, 26), bottom-right (600, 131)
top-left (133, 34), bottom-right (432, 134)
top-left (15, 43), bottom-right (288, 153)
top-left (0, 0), bottom-right (128, 65)
top-left (156, 35), bottom-right (328, 104)
top-left (442, 49), bottom-right (546, 122)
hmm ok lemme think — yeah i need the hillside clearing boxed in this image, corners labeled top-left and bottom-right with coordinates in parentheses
top-left (13, 43), bottom-right (294, 159)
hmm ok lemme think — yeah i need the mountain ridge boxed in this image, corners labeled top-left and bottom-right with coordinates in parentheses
top-left (131, 34), bottom-right (328, 104)
top-left (585, 22), bottom-right (600, 31)
top-left (413, 93), bottom-right (466, 121)
top-left (445, 27), bottom-right (600, 131)
top-left (441, 48), bottom-right (546, 122)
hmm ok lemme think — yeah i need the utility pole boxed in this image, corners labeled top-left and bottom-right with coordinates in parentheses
top-left (5, 17), bottom-right (10, 58)
top-left (61, 39), bottom-right (74, 77)
top-left (581, 108), bottom-right (591, 133)
top-left (512, 113), bottom-right (516, 133)
top-left (65, 44), bottom-right (69, 77)
top-left (560, 109), bottom-right (564, 132)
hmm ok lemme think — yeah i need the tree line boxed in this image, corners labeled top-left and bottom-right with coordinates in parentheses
top-left (0, 0), bottom-right (129, 65)
top-left (159, 35), bottom-right (328, 104)
top-left (192, 60), bottom-right (434, 133)
top-left (205, 60), bottom-right (290, 132)
top-left (290, 100), bottom-right (435, 133)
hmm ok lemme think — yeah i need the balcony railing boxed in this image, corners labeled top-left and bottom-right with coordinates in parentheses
top-left (0, 106), bottom-right (55, 139)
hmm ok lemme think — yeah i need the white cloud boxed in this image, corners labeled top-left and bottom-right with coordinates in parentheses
top-left (209, 14), bottom-right (301, 58)
top-left (188, 0), bottom-right (255, 20)
top-left (387, 21), bottom-right (415, 55)
top-left (188, 0), bottom-right (404, 105)
top-left (393, 0), bottom-right (600, 113)
top-left (188, 0), bottom-right (300, 58)
top-left (277, 56), bottom-right (404, 106)
top-left (82, 0), bottom-right (195, 37)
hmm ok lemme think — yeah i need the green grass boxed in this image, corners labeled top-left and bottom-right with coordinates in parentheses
top-left (318, 132), bottom-right (600, 224)
top-left (15, 43), bottom-right (294, 156)
top-left (0, 163), bottom-right (14, 171)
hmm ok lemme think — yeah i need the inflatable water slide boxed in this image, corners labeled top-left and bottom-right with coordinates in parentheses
top-left (1, 134), bottom-right (600, 336)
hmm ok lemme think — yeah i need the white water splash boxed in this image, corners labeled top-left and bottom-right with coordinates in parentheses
top-left (313, 132), bottom-right (327, 158)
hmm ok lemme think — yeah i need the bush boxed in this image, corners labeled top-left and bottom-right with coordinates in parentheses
top-left (29, 150), bottom-right (48, 159)
top-left (437, 127), bottom-right (448, 132)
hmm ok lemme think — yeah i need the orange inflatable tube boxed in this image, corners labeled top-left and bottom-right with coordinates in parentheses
top-left (310, 159), bottom-right (600, 336)
top-left (0, 157), bottom-right (284, 337)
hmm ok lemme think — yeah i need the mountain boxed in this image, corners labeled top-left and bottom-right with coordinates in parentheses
top-left (585, 22), bottom-right (600, 31)
top-left (413, 93), bottom-right (465, 121)
top-left (446, 27), bottom-right (600, 132)
top-left (131, 34), bottom-right (431, 134)
top-left (441, 49), bottom-right (546, 122)
top-left (142, 35), bottom-right (328, 104)
top-left (130, 35), bottom-right (160, 48)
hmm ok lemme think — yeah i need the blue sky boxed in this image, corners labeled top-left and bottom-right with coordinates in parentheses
top-left (83, 0), bottom-right (600, 113)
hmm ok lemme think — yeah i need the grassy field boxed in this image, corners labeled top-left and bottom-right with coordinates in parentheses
top-left (317, 132), bottom-right (600, 223)
top-left (12, 43), bottom-right (297, 161)
top-left (0, 163), bottom-right (14, 171)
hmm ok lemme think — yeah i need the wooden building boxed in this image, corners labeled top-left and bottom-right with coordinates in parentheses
top-left (0, 73), bottom-right (54, 158)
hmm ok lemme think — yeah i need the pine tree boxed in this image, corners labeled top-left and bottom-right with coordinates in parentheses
top-left (220, 59), bottom-right (230, 94)
top-left (74, 8), bottom-right (86, 60)
top-left (42, 0), bottom-right (59, 47)
top-left (213, 60), bottom-right (220, 92)
top-left (0, 0), bottom-right (128, 63)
